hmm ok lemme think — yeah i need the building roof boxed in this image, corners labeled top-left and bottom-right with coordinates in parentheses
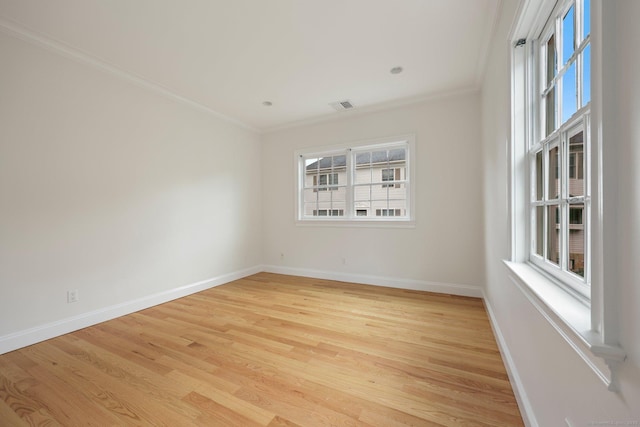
top-left (306, 149), bottom-right (405, 171)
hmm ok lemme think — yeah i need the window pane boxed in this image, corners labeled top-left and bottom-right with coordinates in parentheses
top-left (354, 149), bottom-right (406, 185)
top-left (569, 131), bottom-right (585, 196)
top-left (546, 34), bottom-right (556, 86)
top-left (382, 168), bottom-right (394, 181)
top-left (330, 186), bottom-right (346, 209)
top-left (562, 62), bottom-right (577, 123)
top-left (372, 150), bottom-right (388, 165)
top-left (547, 205), bottom-right (560, 265)
top-left (568, 203), bottom-right (585, 277)
top-left (303, 188), bottom-right (319, 216)
top-left (389, 148), bottom-right (406, 161)
top-left (354, 152), bottom-right (372, 185)
top-left (536, 206), bottom-right (544, 257)
top-left (369, 183), bottom-right (407, 216)
top-left (545, 89), bottom-right (556, 136)
top-left (303, 186), bottom-right (346, 217)
top-left (583, 44), bottom-right (591, 105)
top-left (354, 184), bottom-right (372, 208)
top-left (536, 151), bottom-right (543, 200)
top-left (583, 0), bottom-right (590, 39)
top-left (562, 6), bottom-right (575, 64)
top-left (304, 157), bottom-right (320, 189)
top-left (328, 173), bottom-right (339, 190)
top-left (331, 155), bottom-right (346, 169)
top-left (548, 145), bottom-right (560, 199)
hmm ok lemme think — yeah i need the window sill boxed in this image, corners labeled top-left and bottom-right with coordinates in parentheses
top-left (295, 219), bottom-right (416, 229)
top-left (503, 260), bottom-right (626, 391)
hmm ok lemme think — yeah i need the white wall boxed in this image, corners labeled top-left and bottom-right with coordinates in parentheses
top-left (481, 1), bottom-right (640, 425)
top-left (0, 32), bottom-right (262, 347)
top-left (261, 92), bottom-right (485, 293)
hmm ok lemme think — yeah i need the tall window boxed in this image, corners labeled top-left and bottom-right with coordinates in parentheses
top-left (297, 138), bottom-right (413, 221)
top-left (510, 0), bottom-right (625, 392)
top-left (530, 0), bottom-right (590, 297)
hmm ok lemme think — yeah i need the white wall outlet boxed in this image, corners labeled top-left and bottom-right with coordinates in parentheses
top-left (67, 289), bottom-right (79, 303)
top-left (280, 252), bottom-right (284, 260)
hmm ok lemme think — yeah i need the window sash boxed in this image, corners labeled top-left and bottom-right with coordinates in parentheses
top-left (528, 0), bottom-right (591, 299)
top-left (538, 0), bottom-right (591, 142)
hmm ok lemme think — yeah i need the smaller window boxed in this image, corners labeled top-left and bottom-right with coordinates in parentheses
top-left (569, 206), bottom-right (583, 224)
top-left (297, 136), bottom-right (413, 222)
top-left (381, 168), bottom-right (401, 188)
top-left (313, 209), bottom-right (344, 217)
top-left (313, 173), bottom-right (339, 192)
top-left (376, 209), bottom-right (402, 217)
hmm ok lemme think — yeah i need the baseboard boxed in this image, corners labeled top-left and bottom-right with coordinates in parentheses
top-left (483, 293), bottom-right (538, 427)
top-left (0, 265), bottom-right (262, 355)
top-left (262, 265), bottom-right (483, 298)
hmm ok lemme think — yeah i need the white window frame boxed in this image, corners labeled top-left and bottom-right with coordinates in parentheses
top-left (295, 135), bottom-right (415, 227)
top-left (506, 0), bottom-right (625, 391)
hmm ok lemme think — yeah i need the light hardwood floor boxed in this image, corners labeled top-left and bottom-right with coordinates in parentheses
top-left (0, 273), bottom-right (523, 426)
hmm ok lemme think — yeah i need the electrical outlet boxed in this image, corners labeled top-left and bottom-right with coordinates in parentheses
top-left (280, 252), bottom-right (284, 260)
top-left (67, 289), bottom-right (79, 303)
top-left (342, 257), bottom-right (347, 265)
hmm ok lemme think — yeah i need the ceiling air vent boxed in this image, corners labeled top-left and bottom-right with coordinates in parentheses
top-left (330, 100), bottom-right (355, 111)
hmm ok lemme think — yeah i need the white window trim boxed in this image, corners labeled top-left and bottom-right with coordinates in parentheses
top-left (294, 135), bottom-right (416, 228)
top-left (507, 0), bottom-right (625, 391)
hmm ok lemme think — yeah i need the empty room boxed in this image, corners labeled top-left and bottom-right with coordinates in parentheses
top-left (1, 0), bottom-right (638, 425)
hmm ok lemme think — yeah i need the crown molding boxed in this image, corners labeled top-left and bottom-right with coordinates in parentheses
top-left (0, 17), bottom-right (259, 133)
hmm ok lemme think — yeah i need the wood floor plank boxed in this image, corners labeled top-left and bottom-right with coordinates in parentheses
top-left (0, 399), bottom-right (28, 427)
top-left (0, 273), bottom-right (523, 426)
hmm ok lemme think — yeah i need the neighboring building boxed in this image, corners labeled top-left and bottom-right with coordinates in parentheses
top-left (547, 132), bottom-right (585, 276)
top-left (303, 148), bottom-right (407, 218)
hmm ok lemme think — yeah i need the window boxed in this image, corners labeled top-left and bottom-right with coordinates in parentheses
top-left (381, 168), bottom-right (401, 188)
top-left (530, 0), bottom-right (591, 295)
top-left (297, 137), bottom-right (413, 222)
top-left (312, 209), bottom-right (344, 217)
top-left (313, 173), bottom-right (339, 192)
top-left (508, 0), bottom-right (625, 391)
top-left (376, 209), bottom-right (402, 217)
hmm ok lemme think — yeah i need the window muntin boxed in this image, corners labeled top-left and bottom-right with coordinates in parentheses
top-left (530, 0), bottom-right (590, 296)
top-left (298, 139), bottom-right (411, 221)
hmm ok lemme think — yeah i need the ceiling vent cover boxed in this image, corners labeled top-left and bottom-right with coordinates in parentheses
top-left (330, 100), bottom-right (355, 111)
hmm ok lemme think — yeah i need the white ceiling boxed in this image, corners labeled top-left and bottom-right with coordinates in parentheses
top-left (0, 0), bottom-right (501, 132)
